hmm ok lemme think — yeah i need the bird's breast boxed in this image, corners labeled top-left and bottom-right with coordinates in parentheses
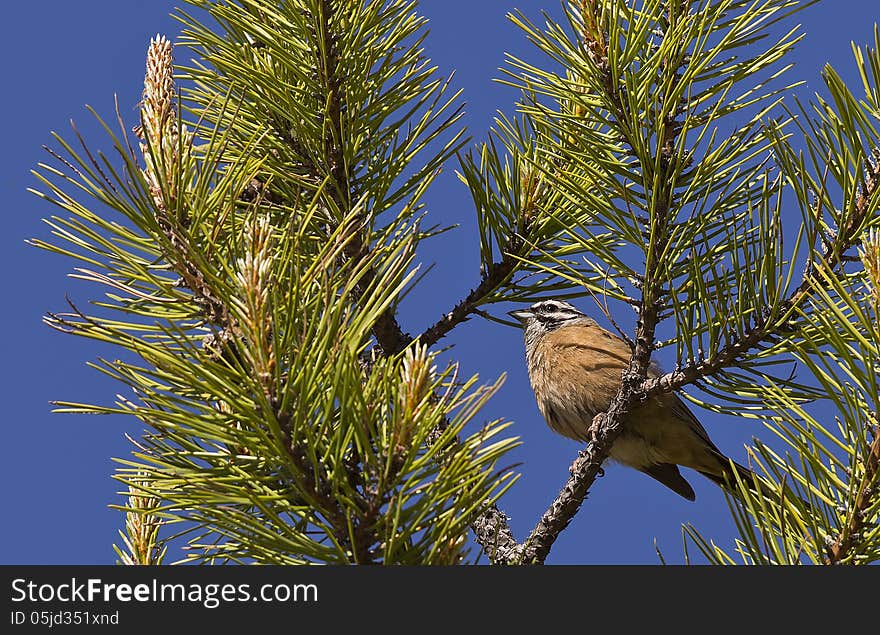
top-left (526, 338), bottom-right (627, 442)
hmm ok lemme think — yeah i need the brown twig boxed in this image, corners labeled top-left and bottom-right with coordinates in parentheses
top-left (417, 234), bottom-right (529, 349)
top-left (472, 503), bottom-right (522, 564)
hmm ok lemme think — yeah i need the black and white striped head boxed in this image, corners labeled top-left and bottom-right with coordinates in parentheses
top-left (508, 299), bottom-right (595, 337)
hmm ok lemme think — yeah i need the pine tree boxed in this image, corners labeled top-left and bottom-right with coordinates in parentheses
top-left (31, 0), bottom-right (879, 564)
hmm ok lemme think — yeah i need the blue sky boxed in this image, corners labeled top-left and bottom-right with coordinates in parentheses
top-left (2, 1), bottom-right (878, 565)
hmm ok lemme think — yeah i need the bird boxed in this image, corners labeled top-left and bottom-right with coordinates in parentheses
top-left (508, 298), bottom-right (756, 501)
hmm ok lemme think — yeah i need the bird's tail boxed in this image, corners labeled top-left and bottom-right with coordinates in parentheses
top-left (699, 459), bottom-right (807, 510)
top-left (698, 459), bottom-right (759, 495)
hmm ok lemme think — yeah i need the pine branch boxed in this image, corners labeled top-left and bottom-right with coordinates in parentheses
top-left (114, 475), bottom-right (164, 566)
top-left (285, 445), bottom-right (377, 564)
top-left (825, 425), bottom-right (880, 564)
top-left (137, 37), bottom-right (232, 329)
top-left (138, 22), bottom-right (387, 564)
top-left (33, 1), bottom-right (516, 566)
top-left (823, 233), bottom-right (880, 564)
top-left (644, 159), bottom-right (880, 398)
top-left (313, 0), bottom-right (412, 357)
top-left (290, 1), bottom-right (468, 560)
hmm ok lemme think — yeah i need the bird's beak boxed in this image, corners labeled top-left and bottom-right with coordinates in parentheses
top-left (507, 309), bottom-right (533, 324)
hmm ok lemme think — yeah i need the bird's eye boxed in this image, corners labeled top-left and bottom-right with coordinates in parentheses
top-left (536, 303), bottom-right (555, 314)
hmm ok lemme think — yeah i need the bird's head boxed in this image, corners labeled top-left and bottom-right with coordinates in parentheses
top-left (508, 299), bottom-right (595, 337)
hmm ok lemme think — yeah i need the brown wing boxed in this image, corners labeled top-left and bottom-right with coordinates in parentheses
top-left (667, 393), bottom-right (721, 453)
